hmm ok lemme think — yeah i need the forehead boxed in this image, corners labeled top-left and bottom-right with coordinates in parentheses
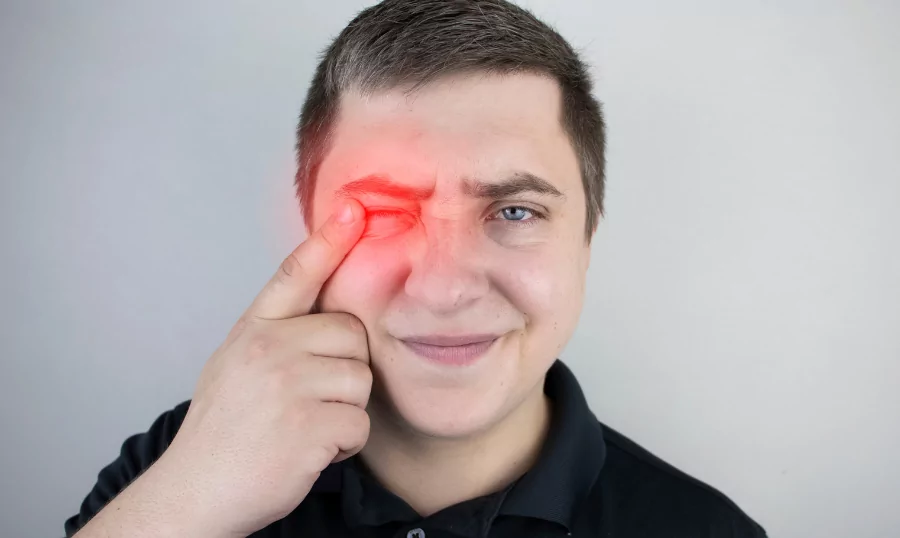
top-left (314, 72), bottom-right (582, 207)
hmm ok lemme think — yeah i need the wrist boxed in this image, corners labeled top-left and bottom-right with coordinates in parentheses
top-left (74, 449), bottom-right (232, 538)
top-left (140, 447), bottom-right (235, 538)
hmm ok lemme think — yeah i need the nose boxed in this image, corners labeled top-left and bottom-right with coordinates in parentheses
top-left (404, 220), bottom-right (489, 314)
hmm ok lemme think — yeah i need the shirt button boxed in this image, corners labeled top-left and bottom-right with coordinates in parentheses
top-left (406, 528), bottom-right (425, 538)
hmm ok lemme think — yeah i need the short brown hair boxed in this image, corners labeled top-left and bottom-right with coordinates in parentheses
top-left (294, 0), bottom-right (606, 241)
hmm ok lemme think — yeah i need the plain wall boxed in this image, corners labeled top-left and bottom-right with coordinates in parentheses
top-left (2, 1), bottom-right (898, 536)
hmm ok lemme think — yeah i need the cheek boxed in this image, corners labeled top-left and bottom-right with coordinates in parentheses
top-left (500, 245), bottom-right (587, 333)
top-left (506, 240), bottom-right (583, 299)
top-left (318, 242), bottom-right (407, 317)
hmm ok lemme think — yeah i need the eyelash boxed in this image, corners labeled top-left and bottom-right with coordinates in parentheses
top-left (488, 205), bottom-right (546, 228)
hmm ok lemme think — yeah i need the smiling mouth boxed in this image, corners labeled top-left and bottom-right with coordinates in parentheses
top-left (398, 334), bottom-right (501, 365)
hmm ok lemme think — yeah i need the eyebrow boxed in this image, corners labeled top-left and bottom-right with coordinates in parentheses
top-left (464, 171), bottom-right (565, 200)
top-left (335, 171), bottom-right (565, 201)
top-left (336, 174), bottom-right (432, 200)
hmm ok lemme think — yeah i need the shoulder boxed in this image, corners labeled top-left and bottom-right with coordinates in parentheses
top-left (597, 422), bottom-right (767, 538)
top-left (63, 400), bottom-right (193, 537)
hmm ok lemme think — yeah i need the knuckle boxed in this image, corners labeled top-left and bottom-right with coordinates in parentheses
top-left (336, 312), bottom-right (367, 336)
top-left (245, 332), bottom-right (280, 361)
top-left (339, 359), bottom-right (372, 391)
top-left (317, 227), bottom-right (339, 252)
top-left (349, 407), bottom-right (371, 437)
top-left (356, 362), bottom-right (374, 390)
top-left (307, 441), bottom-right (338, 470)
top-left (332, 359), bottom-right (357, 388)
top-left (278, 251), bottom-right (306, 281)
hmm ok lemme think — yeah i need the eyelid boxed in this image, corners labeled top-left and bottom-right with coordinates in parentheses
top-left (364, 206), bottom-right (420, 219)
top-left (489, 202), bottom-right (547, 219)
top-left (360, 208), bottom-right (419, 240)
top-left (489, 198), bottom-right (548, 211)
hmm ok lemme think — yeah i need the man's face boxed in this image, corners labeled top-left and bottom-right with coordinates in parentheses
top-left (312, 72), bottom-right (591, 438)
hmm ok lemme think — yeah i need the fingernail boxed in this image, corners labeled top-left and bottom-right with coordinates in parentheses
top-left (336, 201), bottom-right (357, 224)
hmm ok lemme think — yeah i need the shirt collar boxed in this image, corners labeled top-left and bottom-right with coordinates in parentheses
top-left (497, 359), bottom-right (606, 531)
top-left (312, 359), bottom-right (607, 533)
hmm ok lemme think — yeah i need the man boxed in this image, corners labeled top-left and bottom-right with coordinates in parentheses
top-left (65, 1), bottom-right (767, 537)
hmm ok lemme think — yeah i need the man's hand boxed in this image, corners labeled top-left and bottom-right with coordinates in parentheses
top-left (155, 199), bottom-right (371, 537)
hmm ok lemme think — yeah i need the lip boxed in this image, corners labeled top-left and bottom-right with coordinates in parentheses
top-left (401, 334), bottom-right (501, 346)
top-left (399, 334), bottom-right (501, 366)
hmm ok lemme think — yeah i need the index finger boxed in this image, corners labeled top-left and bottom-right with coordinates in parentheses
top-left (247, 198), bottom-right (365, 320)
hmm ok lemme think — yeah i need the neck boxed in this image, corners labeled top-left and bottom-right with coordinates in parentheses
top-left (359, 384), bottom-right (551, 517)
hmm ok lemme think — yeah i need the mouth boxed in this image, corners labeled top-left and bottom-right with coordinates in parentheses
top-left (398, 334), bottom-right (501, 366)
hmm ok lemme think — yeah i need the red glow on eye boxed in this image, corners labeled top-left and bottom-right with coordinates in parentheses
top-left (361, 208), bottom-right (419, 239)
top-left (336, 175), bottom-right (433, 202)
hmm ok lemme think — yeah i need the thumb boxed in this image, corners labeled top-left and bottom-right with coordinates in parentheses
top-left (247, 198), bottom-right (365, 320)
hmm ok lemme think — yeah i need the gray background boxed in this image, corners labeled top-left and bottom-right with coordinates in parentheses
top-left (2, 1), bottom-right (898, 537)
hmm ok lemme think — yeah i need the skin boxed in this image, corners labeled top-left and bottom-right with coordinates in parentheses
top-left (311, 71), bottom-right (594, 514)
top-left (71, 72), bottom-right (596, 538)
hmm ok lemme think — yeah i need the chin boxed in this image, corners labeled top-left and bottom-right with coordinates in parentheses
top-left (393, 386), bottom-right (512, 439)
top-left (370, 361), bottom-right (519, 439)
top-left (366, 331), bottom-right (550, 439)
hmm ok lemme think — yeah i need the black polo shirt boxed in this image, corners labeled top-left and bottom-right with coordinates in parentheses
top-left (64, 360), bottom-right (767, 537)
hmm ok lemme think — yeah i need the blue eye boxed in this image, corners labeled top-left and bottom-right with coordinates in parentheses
top-left (489, 205), bottom-right (546, 229)
top-left (499, 207), bottom-right (533, 221)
